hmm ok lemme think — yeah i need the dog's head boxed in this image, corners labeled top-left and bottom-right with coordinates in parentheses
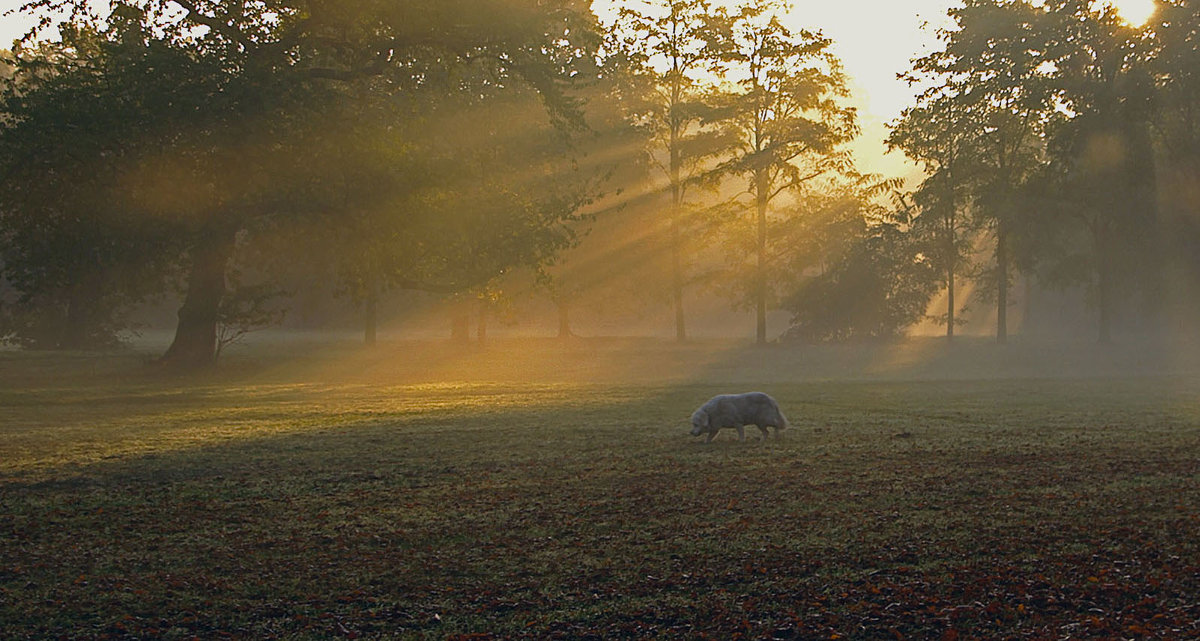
top-left (689, 408), bottom-right (710, 436)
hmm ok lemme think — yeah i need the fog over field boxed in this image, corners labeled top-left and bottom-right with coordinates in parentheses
top-left (4, 339), bottom-right (1200, 638)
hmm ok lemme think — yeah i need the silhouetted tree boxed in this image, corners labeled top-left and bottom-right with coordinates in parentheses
top-left (1147, 0), bottom-right (1200, 328)
top-left (719, 0), bottom-right (857, 343)
top-left (0, 19), bottom-right (209, 349)
top-left (904, 0), bottom-right (1057, 344)
top-left (1041, 2), bottom-right (1158, 343)
top-left (5, 0), bottom-right (605, 367)
top-left (780, 185), bottom-right (937, 342)
top-left (889, 87), bottom-right (982, 341)
top-left (613, 0), bottom-right (738, 341)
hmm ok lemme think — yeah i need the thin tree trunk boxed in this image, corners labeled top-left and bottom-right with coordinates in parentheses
top-left (62, 272), bottom-right (101, 350)
top-left (947, 266), bottom-right (955, 342)
top-left (946, 171), bottom-right (956, 342)
top-left (670, 201), bottom-right (686, 342)
top-left (556, 300), bottom-right (573, 339)
top-left (996, 227), bottom-right (1008, 345)
top-left (477, 301), bottom-right (487, 343)
top-left (669, 120), bottom-right (686, 342)
top-left (755, 170), bottom-right (768, 345)
top-left (364, 291), bottom-right (377, 346)
top-left (363, 268), bottom-right (379, 346)
top-left (160, 225), bottom-right (238, 368)
top-left (450, 308), bottom-right (470, 343)
top-left (1023, 273), bottom-right (1034, 336)
top-left (1097, 223), bottom-right (1112, 344)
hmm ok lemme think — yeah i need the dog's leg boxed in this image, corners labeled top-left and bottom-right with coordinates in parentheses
top-left (735, 425), bottom-right (745, 441)
top-left (757, 425), bottom-right (770, 440)
top-left (705, 430), bottom-right (716, 443)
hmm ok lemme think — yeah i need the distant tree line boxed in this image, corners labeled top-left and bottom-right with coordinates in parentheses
top-left (2, 0), bottom-right (1199, 366)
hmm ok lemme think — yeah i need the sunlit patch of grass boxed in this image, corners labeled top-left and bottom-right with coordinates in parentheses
top-left (0, 368), bottom-right (679, 480)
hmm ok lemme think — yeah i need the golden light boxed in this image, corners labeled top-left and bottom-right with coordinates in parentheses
top-left (1110, 0), bottom-right (1157, 26)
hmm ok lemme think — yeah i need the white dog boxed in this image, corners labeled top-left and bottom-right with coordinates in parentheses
top-left (690, 392), bottom-right (788, 442)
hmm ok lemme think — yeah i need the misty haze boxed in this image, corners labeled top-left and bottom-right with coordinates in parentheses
top-left (2, 0), bottom-right (1199, 639)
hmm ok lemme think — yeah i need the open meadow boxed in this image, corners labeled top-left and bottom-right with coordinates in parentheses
top-left (2, 337), bottom-right (1200, 639)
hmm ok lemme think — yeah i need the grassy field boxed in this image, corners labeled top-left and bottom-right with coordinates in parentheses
top-left (2, 337), bottom-right (1199, 639)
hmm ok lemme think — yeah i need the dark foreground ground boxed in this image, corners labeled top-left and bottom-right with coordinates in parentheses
top-left (2, 337), bottom-right (1199, 639)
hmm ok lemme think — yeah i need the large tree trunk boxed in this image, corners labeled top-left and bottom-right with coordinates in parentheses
top-left (160, 225), bottom-right (238, 368)
top-left (755, 170), bottom-right (768, 345)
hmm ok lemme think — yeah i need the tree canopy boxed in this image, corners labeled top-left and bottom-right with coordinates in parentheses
top-left (1, 0), bottom-right (613, 364)
top-left (3, 0), bottom-right (1199, 354)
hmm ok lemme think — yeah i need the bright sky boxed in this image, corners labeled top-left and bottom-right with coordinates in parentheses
top-left (775, 0), bottom-right (960, 176)
top-left (593, 0), bottom-right (1158, 176)
top-left (592, 1), bottom-right (958, 116)
top-left (595, 0), bottom-right (1156, 119)
top-left (779, 0), bottom-right (959, 123)
top-left (591, 0), bottom-right (963, 177)
top-left (1, 4), bottom-right (53, 49)
top-left (1, 12), bottom-right (32, 48)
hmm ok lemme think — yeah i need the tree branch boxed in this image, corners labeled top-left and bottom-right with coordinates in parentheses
top-left (768, 167), bottom-right (826, 202)
top-left (169, 0), bottom-right (252, 51)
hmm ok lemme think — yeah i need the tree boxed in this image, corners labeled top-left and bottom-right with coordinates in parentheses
top-left (1153, 0), bottom-right (1200, 189)
top-left (719, 0), bottom-right (857, 343)
top-left (0, 20), bottom-right (193, 349)
top-left (533, 62), bottom-right (655, 341)
top-left (904, 0), bottom-right (1058, 344)
top-left (613, 0), bottom-right (737, 341)
top-left (779, 183), bottom-right (938, 342)
top-left (6, 0), bottom-right (606, 367)
top-left (889, 87), bottom-right (982, 341)
top-left (1041, 1), bottom-right (1158, 343)
top-left (1144, 0), bottom-right (1200, 330)
top-left (214, 281), bottom-right (287, 361)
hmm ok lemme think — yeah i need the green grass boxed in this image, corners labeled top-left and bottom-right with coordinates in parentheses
top-left (2, 338), bottom-right (1199, 639)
